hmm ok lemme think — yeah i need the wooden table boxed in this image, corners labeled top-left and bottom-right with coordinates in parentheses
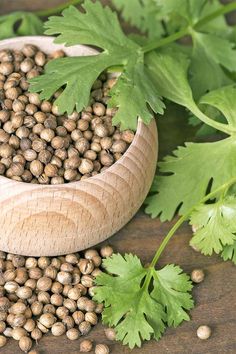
top-left (1, 1), bottom-right (236, 353)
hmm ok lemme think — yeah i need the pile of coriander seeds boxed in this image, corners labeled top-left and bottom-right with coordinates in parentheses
top-left (0, 44), bottom-right (134, 184)
top-left (0, 245), bottom-right (114, 353)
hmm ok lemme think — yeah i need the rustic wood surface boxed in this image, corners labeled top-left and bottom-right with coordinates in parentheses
top-left (0, 1), bottom-right (236, 353)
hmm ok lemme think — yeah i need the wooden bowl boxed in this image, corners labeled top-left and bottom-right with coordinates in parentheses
top-left (0, 36), bottom-right (158, 256)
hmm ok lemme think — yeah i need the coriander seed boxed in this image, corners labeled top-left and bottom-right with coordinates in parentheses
top-left (80, 339), bottom-right (93, 352)
top-left (197, 325), bottom-right (211, 340)
top-left (191, 269), bottom-right (205, 283)
top-left (95, 344), bottom-right (110, 354)
top-left (0, 335), bottom-right (7, 348)
top-left (51, 322), bottom-right (66, 336)
top-left (100, 246), bottom-right (113, 258)
top-left (78, 321), bottom-right (91, 335)
top-left (104, 328), bottom-right (116, 341)
top-left (19, 336), bottom-right (32, 352)
top-left (66, 328), bottom-right (79, 340)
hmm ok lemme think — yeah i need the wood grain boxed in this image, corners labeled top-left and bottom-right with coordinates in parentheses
top-left (0, 1), bottom-right (235, 354)
top-left (0, 36), bottom-right (157, 256)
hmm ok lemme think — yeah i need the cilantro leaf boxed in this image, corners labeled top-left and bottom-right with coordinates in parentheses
top-left (112, 0), bottom-right (164, 39)
top-left (146, 48), bottom-right (194, 109)
top-left (200, 85), bottom-right (236, 127)
top-left (110, 62), bottom-right (164, 129)
top-left (190, 197), bottom-right (236, 255)
top-left (94, 254), bottom-right (166, 348)
top-left (221, 242), bottom-right (236, 264)
top-left (30, 55), bottom-right (116, 115)
top-left (156, 0), bottom-right (209, 24)
top-left (190, 31), bottom-right (235, 98)
top-left (94, 254), bottom-right (193, 348)
top-left (145, 85), bottom-right (236, 221)
top-left (29, 1), bottom-right (164, 128)
top-left (152, 264), bottom-right (194, 327)
top-left (188, 106), bottom-right (225, 137)
top-left (190, 38), bottom-right (231, 99)
top-left (146, 138), bottom-right (236, 221)
top-left (0, 12), bottom-right (43, 40)
top-left (145, 2), bottom-right (234, 99)
top-left (193, 32), bottom-right (236, 72)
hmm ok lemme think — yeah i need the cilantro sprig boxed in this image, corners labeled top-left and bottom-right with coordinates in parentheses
top-left (29, 0), bottom-right (236, 130)
top-left (94, 255), bottom-right (193, 348)
top-left (94, 175), bottom-right (236, 348)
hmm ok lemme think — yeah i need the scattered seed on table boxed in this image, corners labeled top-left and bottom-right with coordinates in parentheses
top-left (197, 325), bottom-right (211, 340)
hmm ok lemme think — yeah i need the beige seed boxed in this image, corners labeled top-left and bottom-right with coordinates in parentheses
top-left (44, 163), bottom-right (58, 177)
top-left (95, 344), bottom-right (110, 354)
top-left (39, 313), bottom-right (56, 328)
top-left (104, 327), bottom-right (116, 341)
top-left (28, 267), bottom-right (42, 280)
top-left (0, 62), bottom-right (14, 75)
top-left (68, 287), bottom-right (81, 301)
top-left (12, 256), bottom-right (25, 268)
top-left (100, 245), bottom-right (113, 258)
top-left (22, 44), bottom-right (38, 57)
top-left (35, 51), bottom-right (46, 66)
top-left (12, 327), bottom-right (27, 340)
top-left (66, 328), bottom-right (80, 340)
top-left (197, 325), bottom-right (211, 340)
top-left (122, 130), bottom-right (134, 144)
top-left (51, 294), bottom-right (63, 307)
top-left (93, 102), bottom-right (106, 116)
top-left (20, 58), bottom-right (34, 73)
top-left (57, 271), bottom-right (72, 285)
top-left (191, 269), bottom-right (205, 283)
top-left (0, 321), bottom-right (6, 334)
top-left (79, 321), bottom-right (91, 335)
top-left (51, 322), bottom-right (66, 336)
top-left (111, 140), bottom-right (127, 153)
top-left (79, 159), bottom-right (93, 175)
top-left (31, 328), bottom-right (43, 341)
top-left (3, 327), bottom-right (12, 338)
top-left (0, 335), bottom-right (7, 348)
top-left (75, 138), bottom-right (90, 154)
top-left (72, 311), bottom-right (84, 325)
top-left (31, 302), bottom-right (43, 316)
top-left (30, 160), bottom-right (43, 177)
top-left (10, 302), bottom-right (27, 315)
top-left (19, 336), bottom-right (32, 352)
top-left (24, 319), bottom-right (36, 333)
top-left (62, 315), bottom-right (74, 330)
top-left (80, 339), bottom-right (93, 352)
top-left (37, 277), bottom-right (52, 292)
top-left (94, 124), bottom-right (108, 138)
top-left (79, 259), bottom-right (94, 275)
top-left (16, 286), bottom-right (32, 299)
top-left (40, 128), bottom-right (55, 142)
top-left (85, 312), bottom-right (98, 325)
top-left (56, 306), bottom-right (69, 319)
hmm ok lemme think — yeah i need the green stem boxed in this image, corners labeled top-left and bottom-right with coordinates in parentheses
top-left (35, 0), bottom-right (82, 17)
top-left (142, 1), bottom-right (236, 54)
top-left (188, 103), bottom-right (234, 135)
top-left (195, 1), bottom-right (236, 30)
top-left (150, 176), bottom-right (236, 267)
top-left (142, 27), bottom-right (189, 53)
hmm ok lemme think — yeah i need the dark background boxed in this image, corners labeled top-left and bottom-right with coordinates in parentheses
top-left (0, 1), bottom-right (236, 353)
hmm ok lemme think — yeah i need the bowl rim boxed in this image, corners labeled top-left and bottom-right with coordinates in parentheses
top-left (0, 35), bottom-right (144, 188)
